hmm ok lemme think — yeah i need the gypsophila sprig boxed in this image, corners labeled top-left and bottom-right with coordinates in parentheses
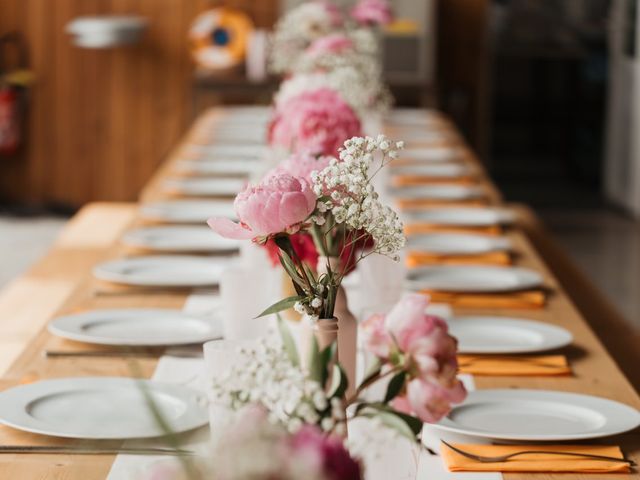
top-left (208, 335), bottom-right (346, 436)
top-left (311, 135), bottom-right (406, 261)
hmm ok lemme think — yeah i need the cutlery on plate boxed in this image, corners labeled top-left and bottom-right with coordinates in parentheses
top-left (0, 445), bottom-right (195, 456)
top-left (92, 287), bottom-right (197, 297)
top-left (44, 349), bottom-right (203, 359)
top-left (441, 441), bottom-right (635, 465)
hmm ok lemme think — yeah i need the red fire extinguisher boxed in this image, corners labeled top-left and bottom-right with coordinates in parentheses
top-left (0, 32), bottom-right (32, 156)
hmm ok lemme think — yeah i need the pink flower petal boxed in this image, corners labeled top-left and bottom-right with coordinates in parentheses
top-left (207, 217), bottom-right (255, 240)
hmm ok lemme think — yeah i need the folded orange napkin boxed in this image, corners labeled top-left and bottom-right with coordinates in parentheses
top-left (457, 355), bottom-right (571, 376)
top-left (422, 290), bottom-right (546, 309)
top-left (392, 176), bottom-right (477, 187)
top-left (442, 443), bottom-right (630, 473)
top-left (406, 251), bottom-right (511, 267)
top-left (405, 224), bottom-right (503, 236)
top-left (396, 198), bottom-right (489, 210)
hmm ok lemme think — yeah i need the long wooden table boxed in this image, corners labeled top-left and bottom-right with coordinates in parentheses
top-left (0, 108), bottom-right (638, 479)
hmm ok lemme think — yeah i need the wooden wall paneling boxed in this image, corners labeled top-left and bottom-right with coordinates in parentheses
top-left (0, 0), bottom-right (280, 207)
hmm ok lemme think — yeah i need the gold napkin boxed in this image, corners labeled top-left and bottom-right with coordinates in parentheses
top-left (421, 290), bottom-right (547, 309)
top-left (457, 355), bottom-right (571, 376)
top-left (405, 224), bottom-right (503, 236)
top-left (392, 176), bottom-right (477, 187)
top-left (442, 443), bottom-right (631, 473)
top-left (406, 251), bottom-right (511, 267)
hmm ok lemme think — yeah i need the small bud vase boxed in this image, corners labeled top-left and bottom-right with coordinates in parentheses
top-left (317, 256), bottom-right (358, 397)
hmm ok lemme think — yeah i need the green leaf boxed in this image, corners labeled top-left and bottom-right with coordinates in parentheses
top-left (357, 404), bottom-right (423, 440)
top-left (307, 336), bottom-right (322, 383)
top-left (360, 410), bottom-right (417, 441)
top-left (277, 314), bottom-right (299, 367)
top-left (384, 371), bottom-right (406, 403)
top-left (319, 342), bottom-right (337, 385)
top-left (385, 408), bottom-right (423, 437)
top-left (328, 363), bottom-right (349, 399)
top-left (278, 252), bottom-right (305, 287)
top-left (255, 295), bottom-right (301, 318)
top-left (358, 358), bottom-right (382, 389)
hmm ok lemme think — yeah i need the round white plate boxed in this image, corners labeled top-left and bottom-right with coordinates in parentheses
top-left (406, 265), bottom-right (543, 292)
top-left (403, 207), bottom-right (516, 227)
top-left (123, 226), bottom-right (240, 253)
top-left (406, 233), bottom-right (511, 255)
top-left (392, 163), bottom-right (473, 178)
top-left (0, 377), bottom-right (208, 439)
top-left (174, 159), bottom-right (260, 176)
top-left (49, 308), bottom-right (222, 346)
top-left (400, 148), bottom-right (460, 163)
top-left (434, 389), bottom-right (640, 441)
top-left (449, 316), bottom-right (573, 353)
top-left (393, 184), bottom-right (484, 201)
top-left (94, 255), bottom-right (233, 287)
top-left (163, 178), bottom-right (246, 197)
top-left (139, 200), bottom-right (235, 224)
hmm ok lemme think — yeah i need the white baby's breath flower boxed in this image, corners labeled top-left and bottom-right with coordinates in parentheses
top-left (311, 135), bottom-right (406, 260)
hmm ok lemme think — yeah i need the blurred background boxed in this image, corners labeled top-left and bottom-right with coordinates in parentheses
top-left (0, 0), bottom-right (638, 330)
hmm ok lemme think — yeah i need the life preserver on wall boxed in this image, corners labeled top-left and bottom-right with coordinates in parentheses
top-left (188, 7), bottom-right (254, 71)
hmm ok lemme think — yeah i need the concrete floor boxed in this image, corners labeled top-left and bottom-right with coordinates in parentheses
top-left (0, 216), bottom-right (67, 287)
top-left (0, 210), bottom-right (638, 332)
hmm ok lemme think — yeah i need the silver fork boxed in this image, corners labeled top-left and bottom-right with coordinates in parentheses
top-left (441, 441), bottom-right (635, 465)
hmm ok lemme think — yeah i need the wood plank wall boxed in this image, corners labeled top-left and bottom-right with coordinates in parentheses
top-left (0, 0), bottom-right (278, 207)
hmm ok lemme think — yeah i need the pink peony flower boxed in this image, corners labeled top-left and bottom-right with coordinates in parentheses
top-left (361, 293), bottom-right (467, 423)
top-left (207, 174), bottom-right (316, 240)
top-left (393, 377), bottom-right (467, 424)
top-left (306, 33), bottom-right (355, 57)
top-left (269, 88), bottom-right (362, 157)
top-left (360, 313), bottom-right (391, 358)
top-left (351, 0), bottom-right (393, 26)
top-left (290, 425), bottom-right (362, 480)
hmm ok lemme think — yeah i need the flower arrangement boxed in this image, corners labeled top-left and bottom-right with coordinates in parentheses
top-left (207, 293), bottom-right (465, 445)
top-left (268, 88), bottom-right (363, 157)
top-left (274, 68), bottom-right (390, 117)
top-left (269, 1), bottom-right (344, 74)
top-left (208, 135), bottom-right (404, 321)
top-left (145, 404), bottom-right (362, 480)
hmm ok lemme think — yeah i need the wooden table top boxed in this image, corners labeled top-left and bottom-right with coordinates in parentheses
top-left (0, 108), bottom-right (638, 479)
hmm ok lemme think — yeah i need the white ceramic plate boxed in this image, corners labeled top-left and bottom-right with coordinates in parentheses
top-left (392, 163), bottom-right (473, 178)
top-left (174, 159), bottom-right (260, 176)
top-left (434, 389), bottom-right (640, 441)
top-left (449, 316), bottom-right (573, 353)
top-left (406, 265), bottom-right (543, 292)
top-left (139, 200), bottom-right (235, 224)
top-left (93, 255), bottom-right (233, 286)
top-left (403, 207), bottom-right (516, 227)
top-left (49, 308), bottom-right (222, 346)
top-left (406, 233), bottom-right (511, 255)
top-left (392, 184), bottom-right (484, 201)
top-left (123, 226), bottom-right (240, 253)
top-left (0, 377), bottom-right (208, 439)
top-left (163, 178), bottom-right (246, 197)
top-left (400, 148), bottom-right (460, 163)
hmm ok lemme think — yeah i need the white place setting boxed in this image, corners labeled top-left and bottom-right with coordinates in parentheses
top-left (138, 200), bottom-right (236, 223)
top-left (122, 226), bottom-right (241, 253)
